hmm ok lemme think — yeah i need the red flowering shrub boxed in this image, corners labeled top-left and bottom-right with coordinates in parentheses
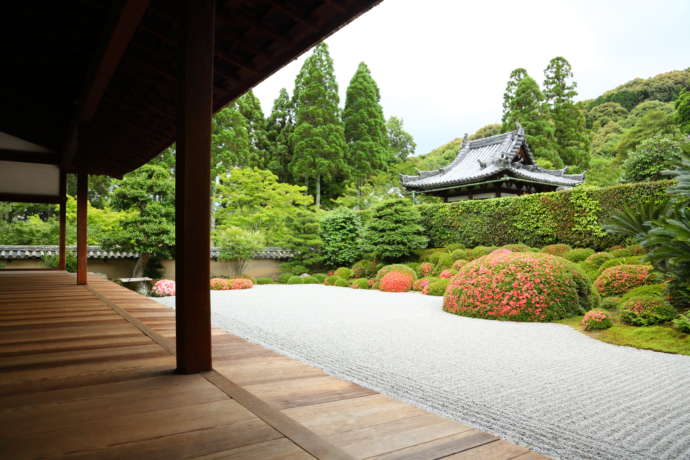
top-left (413, 277), bottom-right (432, 291)
top-left (582, 310), bottom-right (613, 330)
top-left (541, 244), bottom-right (571, 255)
top-left (452, 259), bottom-right (469, 270)
top-left (620, 296), bottom-right (677, 326)
top-left (419, 262), bottom-right (433, 277)
top-left (210, 278), bottom-right (229, 290)
top-left (443, 252), bottom-right (595, 322)
top-left (229, 278), bottom-right (253, 289)
top-left (375, 264), bottom-right (417, 281)
top-left (594, 264), bottom-right (652, 297)
top-left (380, 271), bottom-right (414, 292)
top-left (439, 269), bottom-right (457, 279)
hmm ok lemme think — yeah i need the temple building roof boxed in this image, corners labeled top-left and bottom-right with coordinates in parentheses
top-left (401, 125), bottom-right (584, 192)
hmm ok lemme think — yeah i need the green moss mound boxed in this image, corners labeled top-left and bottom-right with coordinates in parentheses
top-left (256, 277), bottom-right (273, 285)
top-left (334, 267), bottom-right (353, 279)
top-left (563, 248), bottom-right (595, 263)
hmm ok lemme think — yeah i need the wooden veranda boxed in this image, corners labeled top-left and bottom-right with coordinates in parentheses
top-left (0, 270), bottom-right (545, 459)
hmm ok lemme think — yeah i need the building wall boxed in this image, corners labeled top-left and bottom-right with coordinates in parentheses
top-left (1, 258), bottom-right (284, 281)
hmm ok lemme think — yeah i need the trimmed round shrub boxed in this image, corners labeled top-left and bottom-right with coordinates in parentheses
top-left (435, 254), bottom-right (454, 269)
top-left (452, 259), bottom-right (469, 270)
top-left (620, 283), bottom-right (668, 302)
top-left (489, 248), bottom-right (512, 256)
top-left (424, 278), bottom-right (449, 296)
top-left (287, 275), bottom-right (304, 284)
top-left (585, 252), bottom-right (613, 267)
top-left (418, 262), bottom-right (434, 277)
top-left (351, 278), bottom-right (370, 289)
top-left (600, 297), bottom-right (621, 311)
top-left (610, 248), bottom-right (633, 258)
top-left (425, 251), bottom-right (445, 264)
top-left (152, 279), bottom-right (175, 297)
top-left (210, 278), bottom-right (229, 290)
top-left (376, 264), bottom-right (417, 281)
top-left (323, 275), bottom-right (337, 285)
top-left (334, 267), bottom-right (353, 279)
top-left (594, 264), bottom-right (653, 296)
top-left (598, 256), bottom-right (647, 276)
top-left (380, 271), bottom-right (414, 292)
top-left (582, 311), bottom-right (613, 330)
top-left (256, 277), bottom-right (273, 285)
top-left (564, 248), bottom-right (595, 263)
top-left (541, 244), bottom-right (571, 256)
top-left (673, 313), bottom-right (690, 333)
top-left (627, 244), bottom-right (645, 255)
top-left (364, 198), bottom-right (429, 262)
top-left (450, 249), bottom-right (470, 260)
top-left (413, 277), bottom-right (432, 291)
top-left (439, 269), bottom-right (457, 279)
top-left (313, 273), bottom-right (327, 283)
top-left (277, 273), bottom-right (292, 284)
top-left (621, 296), bottom-right (677, 326)
top-left (446, 243), bottom-right (465, 251)
top-left (351, 259), bottom-right (378, 278)
top-left (229, 278), bottom-right (253, 289)
top-left (301, 275), bottom-right (319, 284)
top-left (444, 252), bottom-right (595, 322)
top-left (289, 264), bottom-right (309, 275)
top-left (501, 243), bottom-right (531, 252)
top-left (236, 274), bottom-right (256, 283)
top-left (468, 246), bottom-right (498, 260)
top-left (333, 277), bottom-right (350, 287)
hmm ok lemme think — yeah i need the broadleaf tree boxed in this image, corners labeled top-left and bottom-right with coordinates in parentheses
top-left (386, 116), bottom-right (416, 161)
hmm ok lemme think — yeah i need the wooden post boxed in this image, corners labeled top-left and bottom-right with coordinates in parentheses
top-left (76, 173), bottom-right (88, 285)
top-left (175, 0), bottom-right (214, 374)
top-left (58, 171), bottom-right (67, 270)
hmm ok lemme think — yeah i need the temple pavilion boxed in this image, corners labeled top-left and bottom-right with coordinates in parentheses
top-left (401, 124), bottom-right (584, 202)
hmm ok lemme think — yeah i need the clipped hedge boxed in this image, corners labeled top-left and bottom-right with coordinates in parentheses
top-left (418, 181), bottom-right (671, 250)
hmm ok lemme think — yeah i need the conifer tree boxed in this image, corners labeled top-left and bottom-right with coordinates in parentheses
top-left (212, 101), bottom-right (252, 173)
top-left (265, 88), bottom-right (295, 183)
top-left (543, 57), bottom-right (590, 168)
top-left (502, 68), bottom-right (528, 124)
top-left (237, 90), bottom-right (270, 168)
top-left (343, 62), bottom-right (391, 189)
top-left (503, 73), bottom-right (561, 167)
top-left (290, 43), bottom-right (347, 208)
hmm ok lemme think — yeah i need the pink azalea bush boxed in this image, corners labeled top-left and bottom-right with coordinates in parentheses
top-left (152, 279), bottom-right (176, 297)
top-left (419, 262), bottom-right (433, 277)
top-left (443, 251), bottom-right (595, 322)
top-left (210, 278), bottom-right (229, 290)
top-left (380, 271), bottom-right (414, 292)
top-left (594, 264), bottom-right (652, 297)
top-left (413, 277), bottom-right (432, 291)
top-left (541, 244), bottom-right (571, 256)
top-left (490, 248), bottom-right (513, 256)
top-left (582, 310), bottom-right (613, 330)
top-left (439, 269), bottom-right (457, 279)
top-left (452, 259), bottom-right (469, 270)
top-left (229, 278), bottom-right (253, 289)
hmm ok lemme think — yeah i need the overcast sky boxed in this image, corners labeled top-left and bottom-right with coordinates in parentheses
top-left (253, 0), bottom-right (690, 155)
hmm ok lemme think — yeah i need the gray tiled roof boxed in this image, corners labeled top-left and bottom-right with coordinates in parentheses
top-left (0, 245), bottom-right (292, 260)
top-left (401, 126), bottom-right (584, 191)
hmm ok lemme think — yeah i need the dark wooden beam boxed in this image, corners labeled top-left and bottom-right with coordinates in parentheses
top-left (0, 193), bottom-right (61, 204)
top-left (61, 0), bottom-right (150, 169)
top-left (175, 0), bottom-right (214, 374)
top-left (76, 173), bottom-right (88, 285)
top-left (58, 172), bottom-right (67, 271)
top-left (0, 149), bottom-right (59, 165)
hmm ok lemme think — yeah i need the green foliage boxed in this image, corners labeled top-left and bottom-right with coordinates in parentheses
top-left (600, 297), bottom-right (621, 311)
top-left (419, 181), bottom-right (671, 250)
top-left (212, 102), bottom-right (252, 170)
top-left (597, 256), bottom-right (647, 275)
top-left (343, 62), bottom-right (391, 186)
top-left (543, 57), bottom-right (590, 168)
top-left (351, 278), bottom-right (370, 289)
top-left (541, 244), bottom-right (571, 255)
top-left (615, 109), bottom-right (681, 156)
top-left (469, 124), bottom-right (502, 140)
top-left (589, 69), bottom-right (690, 111)
top-left (265, 88), bottom-right (295, 182)
top-left (286, 264), bottom-right (308, 275)
top-left (301, 275), bottom-right (319, 284)
top-left (320, 208), bottom-right (363, 268)
top-left (673, 313), bottom-right (690, 333)
top-left (333, 277), bottom-right (350, 287)
top-left (287, 275), bottom-right (304, 284)
top-left (364, 199), bottom-right (428, 262)
top-left (425, 278), bottom-right (449, 296)
top-left (588, 102), bottom-right (628, 129)
top-left (621, 283), bottom-right (668, 302)
top-left (334, 267), bottom-right (353, 279)
top-left (622, 136), bottom-right (683, 183)
top-left (277, 273), bottom-right (292, 284)
top-left (237, 90), bottom-right (270, 168)
top-left (256, 277), bottom-right (274, 285)
top-left (42, 253), bottom-right (78, 273)
top-left (313, 273), bottom-right (327, 283)
top-left (412, 138), bottom-right (463, 171)
top-left (290, 43), bottom-right (347, 207)
top-left (620, 296), bottom-right (677, 326)
top-left (676, 89), bottom-right (690, 135)
top-left (584, 252), bottom-right (613, 267)
top-left (214, 226), bottom-right (265, 276)
top-left (351, 259), bottom-right (377, 278)
top-left (386, 116), bottom-right (416, 161)
top-left (563, 248), bottom-right (595, 262)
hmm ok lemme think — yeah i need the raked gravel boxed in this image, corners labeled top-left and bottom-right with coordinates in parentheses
top-left (154, 285), bottom-right (690, 460)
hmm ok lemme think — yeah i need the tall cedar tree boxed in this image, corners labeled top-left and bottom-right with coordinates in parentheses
top-left (343, 62), bottom-right (391, 188)
top-left (502, 72), bottom-right (561, 167)
top-left (265, 88), bottom-right (295, 182)
top-left (386, 116), bottom-right (416, 161)
top-left (543, 57), bottom-right (590, 168)
top-left (502, 68), bottom-right (528, 124)
top-left (290, 43), bottom-right (347, 207)
top-left (212, 101), bottom-right (252, 171)
top-left (237, 90), bottom-right (270, 168)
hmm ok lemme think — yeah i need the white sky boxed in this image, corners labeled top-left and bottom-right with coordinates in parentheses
top-left (253, 0), bottom-right (690, 155)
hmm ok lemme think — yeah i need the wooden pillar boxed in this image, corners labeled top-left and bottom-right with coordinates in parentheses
top-left (58, 171), bottom-right (67, 270)
top-left (76, 173), bottom-right (88, 285)
top-left (175, 0), bottom-right (214, 374)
